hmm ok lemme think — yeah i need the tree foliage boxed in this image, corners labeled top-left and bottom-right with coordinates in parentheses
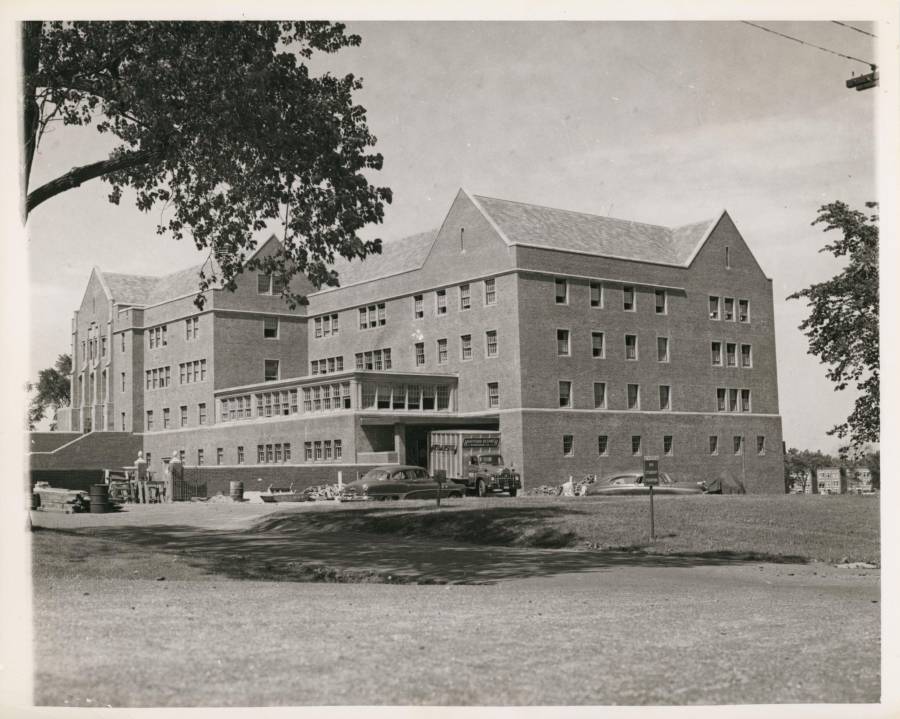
top-left (788, 202), bottom-right (879, 452)
top-left (26, 354), bottom-right (72, 430)
top-left (23, 21), bottom-right (391, 307)
top-left (783, 447), bottom-right (838, 493)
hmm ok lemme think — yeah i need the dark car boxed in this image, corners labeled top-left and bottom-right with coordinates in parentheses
top-left (584, 472), bottom-right (704, 496)
top-left (339, 465), bottom-right (464, 501)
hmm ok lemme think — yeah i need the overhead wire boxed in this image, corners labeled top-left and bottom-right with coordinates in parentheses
top-left (830, 21), bottom-right (877, 39)
top-left (740, 21), bottom-right (875, 69)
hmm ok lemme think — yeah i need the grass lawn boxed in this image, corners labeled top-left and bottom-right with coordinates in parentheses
top-left (254, 494), bottom-right (880, 564)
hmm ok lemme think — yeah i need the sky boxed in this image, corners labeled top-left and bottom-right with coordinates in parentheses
top-left (22, 20), bottom-right (880, 453)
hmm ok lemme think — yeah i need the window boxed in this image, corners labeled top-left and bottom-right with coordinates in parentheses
top-left (757, 435), bottom-right (766, 455)
top-left (728, 388), bottom-right (738, 412)
top-left (716, 388), bottom-right (726, 411)
top-left (460, 284), bottom-right (471, 310)
top-left (733, 436), bottom-right (743, 455)
top-left (258, 274), bottom-right (272, 294)
top-left (738, 299), bottom-right (750, 323)
top-left (590, 282), bottom-right (603, 308)
top-left (407, 384), bottom-right (420, 410)
top-left (199, 403), bottom-right (207, 425)
top-left (461, 335), bottom-right (472, 360)
top-left (415, 342), bottom-right (425, 366)
top-left (334, 440), bottom-right (342, 460)
top-left (121, 372), bottom-right (126, 392)
top-left (121, 334), bottom-right (125, 352)
top-left (146, 410), bottom-right (153, 431)
top-left (711, 341), bottom-right (722, 366)
top-left (179, 449), bottom-right (185, 463)
top-left (304, 442), bottom-right (312, 461)
top-left (627, 384), bottom-right (640, 409)
top-left (314, 441), bottom-right (323, 460)
top-left (631, 435), bottom-right (642, 456)
top-left (555, 278), bottom-right (568, 304)
top-left (216, 448), bottom-right (224, 466)
top-left (264, 318), bottom-right (279, 339)
top-left (392, 384), bottom-right (406, 410)
top-left (655, 290), bottom-right (667, 314)
top-left (725, 247), bottom-right (731, 269)
top-left (591, 332), bottom-right (605, 358)
top-left (358, 303), bottom-right (386, 329)
top-left (163, 408), bottom-right (170, 429)
top-left (593, 382), bottom-right (606, 408)
top-left (625, 334), bottom-right (638, 360)
top-left (726, 343), bottom-right (736, 367)
top-left (559, 381), bottom-right (572, 408)
top-left (484, 278), bottom-right (496, 305)
top-left (557, 329), bottom-right (570, 356)
top-left (657, 336), bottom-right (669, 362)
top-left (724, 297), bottom-right (734, 321)
top-left (741, 389), bottom-right (751, 412)
top-left (709, 436), bottom-right (718, 455)
top-left (487, 382), bottom-right (499, 408)
top-left (185, 316), bottom-right (199, 340)
top-left (598, 435), bottom-right (609, 456)
top-left (563, 434), bottom-right (574, 456)
top-left (623, 286), bottom-right (635, 311)
top-left (101, 336), bottom-right (107, 357)
top-left (709, 296), bottom-right (720, 320)
top-left (486, 330), bottom-right (498, 357)
top-left (663, 435), bottom-right (673, 456)
top-left (659, 385), bottom-right (671, 411)
top-left (413, 295), bottom-right (424, 319)
top-left (741, 344), bottom-right (752, 368)
top-left (437, 339), bottom-right (448, 364)
top-left (437, 385), bottom-right (450, 410)
top-left (324, 441), bottom-right (332, 461)
top-left (436, 290), bottom-right (447, 315)
top-left (180, 405), bottom-right (187, 427)
top-left (264, 360), bottom-right (279, 382)
top-left (196, 449), bottom-right (204, 466)
top-left (121, 412), bottom-right (126, 431)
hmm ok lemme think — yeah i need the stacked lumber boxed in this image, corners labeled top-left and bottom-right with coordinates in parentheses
top-left (32, 483), bottom-right (90, 513)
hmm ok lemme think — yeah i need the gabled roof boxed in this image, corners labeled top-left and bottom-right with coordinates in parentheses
top-left (100, 266), bottom-right (206, 306)
top-left (470, 193), bottom-right (719, 267)
top-left (324, 229), bottom-right (439, 288)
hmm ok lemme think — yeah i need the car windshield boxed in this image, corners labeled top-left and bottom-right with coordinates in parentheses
top-left (361, 469), bottom-right (391, 482)
top-left (479, 455), bottom-right (503, 465)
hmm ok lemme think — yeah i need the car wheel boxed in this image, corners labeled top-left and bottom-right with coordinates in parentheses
top-left (509, 487), bottom-right (518, 497)
top-left (476, 479), bottom-right (486, 497)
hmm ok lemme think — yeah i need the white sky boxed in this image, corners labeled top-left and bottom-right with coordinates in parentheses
top-left (22, 20), bottom-right (879, 453)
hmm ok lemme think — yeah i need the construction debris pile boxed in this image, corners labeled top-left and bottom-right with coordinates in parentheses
top-left (525, 475), bottom-right (599, 497)
top-left (31, 483), bottom-right (90, 513)
top-left (302, 483), bottom-right (342, 501)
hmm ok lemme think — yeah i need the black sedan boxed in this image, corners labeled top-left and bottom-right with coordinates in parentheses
top-left (339, 465), bottom-right (464, 501)
top-left (584, 472), bottom-right (705, 496)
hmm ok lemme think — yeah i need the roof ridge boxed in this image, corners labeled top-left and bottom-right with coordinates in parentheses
top-left (472, 193), bottom-right (675, 232)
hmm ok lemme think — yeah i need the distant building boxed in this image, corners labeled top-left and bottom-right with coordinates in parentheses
top-left (788, 468), bottom-right (812, 494)
top-left (815, 467), bottom-right (846, 495)
top-left (848, 467), bottom-right (874, 494)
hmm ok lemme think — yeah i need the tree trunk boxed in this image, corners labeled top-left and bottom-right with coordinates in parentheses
top-left (22, 21), bottom-right (42, 200)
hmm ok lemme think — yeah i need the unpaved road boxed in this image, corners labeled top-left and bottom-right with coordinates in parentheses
top-left (29, 505), bottom-right (881, 706)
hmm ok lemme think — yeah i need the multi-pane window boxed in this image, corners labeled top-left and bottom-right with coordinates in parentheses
top-left (559, 381), bottom-right (572, 408)
top-left (392, 384), bottom-right (406, 410)
top-left (598, 435), bottom-right (609, 456)
top-left (709, 436), bottom-right (719, 455)
top-left (563, 434), bottom-right (574, 456)
top-left (484, 278), bottom-right (497, 305)
top-left (757, 435), bottom-right (766, 455)
top-left (728, 388), bottom-right (739, 412)
top-left (145, 366), bottom-right (172, 390)
top-left (659, 385), bottom-right (671, 411)
top-left (591, 332), bottom-right (605, 358)
top-left (359, 303), bottom-right (386, 329)
top-left (216, 448), bottom-right (224, 466)
top-left (415, 342), bottom-right (425, 366)
top-left (121, 334), bottom-right (125, 352)
top-left (486, 330), bottom-right (498, 357)
top-left (258, 273), bottom-right (271, 294)
top-left (238, 446), bottom-right (245, 464)
top-left (717, 388), bottom-right (726, 411)
top-left (555, 278), bottom-right (568, 304)
top-left (436, 290), bottom-right (447, 315)
top-left (627, 383), bottom-right (640, 409)
top-left (264, 317), bottom-right (279, 338)
top-left (590, 282), bottom-right (603, 308)
top-left (487, 382), bottom-right (499, 408)
top-left (436, 385), bottom-right (450, 410)
top-left (711, 341), bottom-right (722, 366)
top-left (146, 410), bottom-right (153, 431)
top-left (264, 360), bottom-right (279, 382)
top-left (557, 329), bottom-right (570, 356)
top-left (631, 435), bottom-right (642, 456)
top-left (663, 435), bottom-right (673, 456)
top-left (413, 295), bottom-right (424, 319)
top-left (657, 336), bottom-right (669, 362)
top-left (185, 316), bottom-right (199, 340)
top-left (709, 296), bottom-right (720, 320)
top-left (593, 382), bottom-right (606, 408)
top-left (724, 297), bottom-right (735, 321)
top-left (407, 385), bottom-right (420, 410)
top-left (437, 339), bottom-right (448, 364)
top-left (197, 449), bottom-right (204, 466)
top-left (741, 344), bottom-right (752, 368)
top-left (741, 389), bottom-right (751, 412)
top-left (324, 441), bottom-right (332, 461)
top-left (148, 325), bottom-right (167, 349)
top-left (738, 299), bottom-right (750, 323)
top-left (304, 442), bottom-right (313, 461)
top-left (179, 359), bottom-right (207, 384)
top-left (180, 405), bottom-right (188, 427)
top-left (460, 335), bottom-right (472, 360)
top-left (460, 284), bottom-right (471, 310)
top-left (655, 290), bottom-right (667, 314)
top-left (733, 436), bottom-right (743, 455)
top-left (623, 286), bottom-right (635, 311)
top-left (162, 408), bottom-right (170, 429)
top-left (334, 440), bottom-right (342, 460)
top-left (726, 343), bottom-right (736, 367)
top-left (625, 334), bottom-right (638, 360)
top-left (198, 403), bottom-right (207, 425)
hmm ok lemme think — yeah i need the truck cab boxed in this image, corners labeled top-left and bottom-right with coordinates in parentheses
top-left (466, 453), bottom-right (521, 497)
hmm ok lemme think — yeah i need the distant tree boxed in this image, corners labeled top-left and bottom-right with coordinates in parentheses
top-left (26, 354), bottom-right (71, 430)
top-left (783, 447), bottom-right (838, 493)
top-left (788, 202), bottom-right (879, 453)
top-left (864, 448), bottom-right (880, 490)
top-left (22, 21), bottom-right (391, 308)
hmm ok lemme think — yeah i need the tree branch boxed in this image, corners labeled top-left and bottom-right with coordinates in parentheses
top-left (26, 148), bottom-right (159, 216)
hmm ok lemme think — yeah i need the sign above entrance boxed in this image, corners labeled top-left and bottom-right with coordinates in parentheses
top-left (462, 437), bottom-right (500, 449)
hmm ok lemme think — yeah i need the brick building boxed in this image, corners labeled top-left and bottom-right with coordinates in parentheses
top-left (54, 189), bottom-right (784, 493)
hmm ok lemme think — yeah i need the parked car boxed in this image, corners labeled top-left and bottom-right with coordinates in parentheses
top-left (339, 465), bottom-right (465, 501)
top-left (584, 472), bottom-right (705, 496)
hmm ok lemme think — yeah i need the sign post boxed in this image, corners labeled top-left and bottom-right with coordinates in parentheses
top-left (643, 456), bottom-right (660, 541)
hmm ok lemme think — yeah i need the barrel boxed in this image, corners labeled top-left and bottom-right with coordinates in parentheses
top-left (89, 484), bottom-right (109, 514)
top-left (229, 480), bottom-right (244, 501)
